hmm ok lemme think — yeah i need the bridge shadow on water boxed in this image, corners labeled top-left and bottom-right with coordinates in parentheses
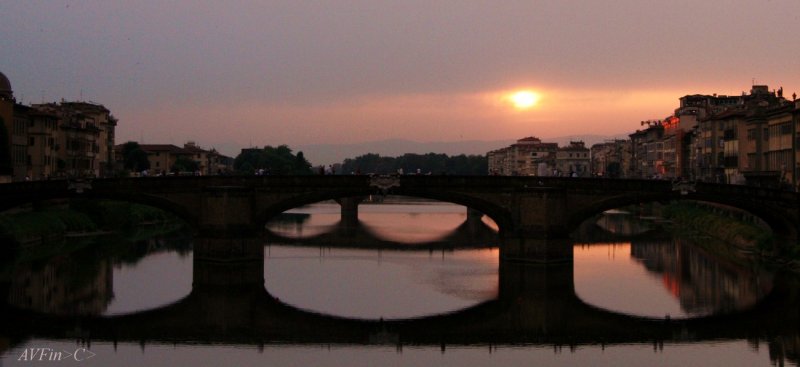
top-left (2, 233), bottom-right (800, 355)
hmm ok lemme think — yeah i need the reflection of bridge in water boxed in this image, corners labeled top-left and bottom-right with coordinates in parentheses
top-left (2, 236), bottom-right (798, 357)
top-left (266, 208), bottom-right (499, 249)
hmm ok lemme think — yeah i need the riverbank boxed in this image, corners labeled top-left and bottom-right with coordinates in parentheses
top-left (0, 200), bottom-right (185, 248)
top-left (661, 202), bottom-right (800, 272)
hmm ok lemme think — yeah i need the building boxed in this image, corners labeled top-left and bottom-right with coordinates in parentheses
top-left (624, 85), bottom-right (793, 184)
top-left (555, 141), bottom-right (590, 177)
top-left (687, 86), bottom-right (787, 184)
top-left (590, 139), bottom-right (632, 178)
top-left (137, 144), bottom-right (194, 175)
top-left (629, 122), bottom-right (664, 179)
top-left (0, 71), bottom-right (26, 182)
top-left (0, 71), bottom-right (118, 180)
top-left (32, 101), bottom-right (117, 178)
top-left (182, 141), bottom-right (229, 175)
top-left (758, 99), bottom-right (799, 188)
top-left (692, 109), bottom-right (747, 184)
top-left (25, 108), bottom-right (59, 180)
top-left (487, 137), bottom-right (558, 176)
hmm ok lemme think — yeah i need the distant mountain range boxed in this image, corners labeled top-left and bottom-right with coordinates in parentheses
top-left (294, 134), bottom-right (629, 166)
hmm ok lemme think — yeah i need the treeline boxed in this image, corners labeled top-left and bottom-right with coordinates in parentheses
top-left (234, 145), bottom-right (313, 175)
top-left (339, 153), bottom-right (487, 175)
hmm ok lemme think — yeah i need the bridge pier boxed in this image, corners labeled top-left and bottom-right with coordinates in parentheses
top-left (335, 196), bottom-right (365, 236)
top-left (501, 236), bottom-right (573, 263)
top-left (496, 261), bottom-right (580, 334)
top-left (193, 236), bottom-right (264, 289)
top-left (199, 186), bottom-right (259, 236)
top-left (501, 188), bottom-right (573, 263)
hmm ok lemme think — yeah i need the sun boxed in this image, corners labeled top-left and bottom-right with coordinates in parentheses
top-left (508, 90), bottom-right (540, 110)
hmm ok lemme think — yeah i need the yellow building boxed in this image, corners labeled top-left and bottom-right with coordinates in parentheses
top-left (138, 144), bottom-right (193, 175)
top-left (0, 71), bottom-right (117, 180)
top-left (32, 101), bottom-right (117, 178)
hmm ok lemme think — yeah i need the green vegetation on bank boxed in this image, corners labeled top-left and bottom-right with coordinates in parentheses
top-left (69, 200), bottom-right (180, 230)
top-left (0, 200), bottom-right (184, 245)
top-left (0, 209), bottom-right (96, 242)
top-left (661, 201), bottom-right (800, 270)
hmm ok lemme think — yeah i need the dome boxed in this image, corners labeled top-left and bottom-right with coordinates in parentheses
top-left (0, 71), bottom-right (12, 99)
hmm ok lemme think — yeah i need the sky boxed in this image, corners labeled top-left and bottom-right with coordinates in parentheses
top-left (2, 1), bottom-right (800, 157)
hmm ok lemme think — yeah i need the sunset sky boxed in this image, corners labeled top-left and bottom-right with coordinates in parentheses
top-left (2, 1), bottom-right (800, 156)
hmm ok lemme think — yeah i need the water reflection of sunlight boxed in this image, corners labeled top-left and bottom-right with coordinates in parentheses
top-left (264, 246), bottom-right (499, 319)
top-left (359, 203), bottom-right (466, 243)
top-left (481, 216), bottom-right (499, 232)
top-left (266, 203), bottom-right (340, 238)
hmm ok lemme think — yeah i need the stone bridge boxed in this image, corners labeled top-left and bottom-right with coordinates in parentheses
top-left (0, 176), bottom-right (797, 262)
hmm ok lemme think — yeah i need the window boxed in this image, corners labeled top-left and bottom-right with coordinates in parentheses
top-left (29, 137), bottom-right (35, 146)
top-left (746, 153), bottom-right (756, 169)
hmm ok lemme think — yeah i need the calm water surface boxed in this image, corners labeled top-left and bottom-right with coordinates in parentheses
top-left (1, 200), bottom-right (796, 366)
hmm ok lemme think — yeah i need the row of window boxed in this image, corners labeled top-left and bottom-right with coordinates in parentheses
top-left (766, 149), bottom-right (793, 171)
top-left (768, 123), bottom-right (793, 138)
top-left (747, 124), bottom-right (793, 141)
top-left (28, 136), bottom-right (56, 148)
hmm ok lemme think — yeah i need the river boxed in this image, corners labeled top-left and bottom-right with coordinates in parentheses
top-left (0, 199), bottom-right (797, 366)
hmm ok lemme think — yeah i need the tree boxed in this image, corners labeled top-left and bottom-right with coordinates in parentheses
top-left (171, 156), bottom-right (199, 173)
top-left (121, 141), bottom-right (150, 172)
top-left (339, 153), bottom-right (488, 175)
top-left (233, 145), bottom-right (314, 175)
top-left (293, 151), bottom-right (312, 175)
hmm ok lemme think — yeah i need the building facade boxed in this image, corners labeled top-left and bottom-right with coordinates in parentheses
top-left (590, 139), bottom-right (632, 178)
top-left (487, 137), bottom-right (558, 176)
top-left (32, 101), bottom-right (117, 178)
top-left (555, 141), bottom-right (590, 177)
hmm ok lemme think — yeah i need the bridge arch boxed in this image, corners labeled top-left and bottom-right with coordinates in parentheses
top-left (566, 191), bottom-right (795, 242)
top-left (0, 183), bottom-right (197, 228)
top-left (255, 188), bottom-right (511, 238)
top-left (387, 188), bottom-right (512, 235)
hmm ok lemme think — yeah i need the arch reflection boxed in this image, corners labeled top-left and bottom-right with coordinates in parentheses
top-left (1, 211), bottom-right (798, 367)
top-left (573, 211), bottom-right (773, 319)
top-left (2, 241), bottom-right (797, 353)
top-left (6, 233), bottom-right (192, 317)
